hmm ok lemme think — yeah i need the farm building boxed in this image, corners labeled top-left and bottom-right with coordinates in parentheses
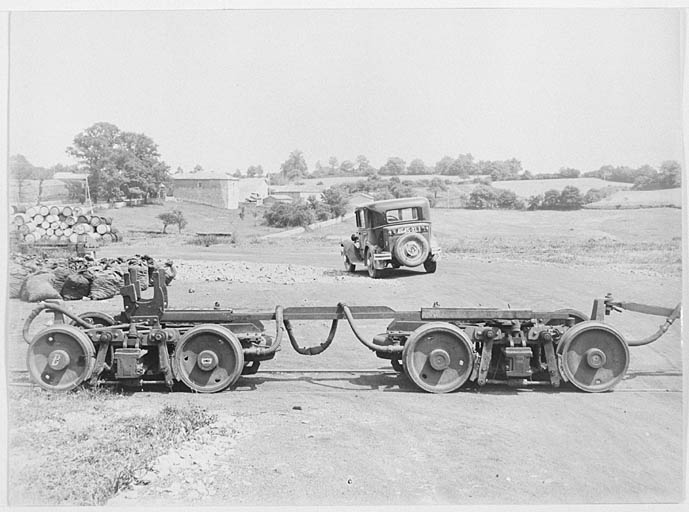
top-left (268, 187), bottom-right (324, 202)
top-left (348, 192), bottom-right (375, 207)
top-left (173, 171), bottom-right (240, 209)
top-left (262, 194), bottom-right (294, 207)
top-left (238, 177), bottom-right (269, 204)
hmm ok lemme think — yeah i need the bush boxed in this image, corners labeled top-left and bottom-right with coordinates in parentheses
top-left (157, 209), bottom-right (187, 233)
top-left (264, 200), bottom-right (315, 228)
top-left (468, 185), bottom-right (496, 209)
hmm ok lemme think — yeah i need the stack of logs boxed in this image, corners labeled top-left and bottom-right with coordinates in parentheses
top-left (12, 205), bottom-right (119, 245)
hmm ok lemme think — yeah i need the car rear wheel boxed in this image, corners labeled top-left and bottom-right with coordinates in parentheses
top-left (423, 260), bottom-right (437, 273)
top-left (366, 251), bottom-right (381, 279)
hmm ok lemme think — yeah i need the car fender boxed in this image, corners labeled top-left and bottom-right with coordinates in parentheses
top-left (341, 239), bottom-right (364, 264)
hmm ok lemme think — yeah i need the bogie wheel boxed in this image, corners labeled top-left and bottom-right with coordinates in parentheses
top-left (343, 255), bottom-right (356, 273)
top-left (366, 251), bottom-right (380, 279)
top-left (173, 324), bottom-right (244, 393)
top-left (27, 324), bottom-right (96, 392)
top-left (558, 321), bottom-right (629, 392)
top-left (71, 312), bottom-right (116, 328)
top-left (402, 322), bottom-right (475, 393)
top-left (423, 260), bottom-right (437, 274)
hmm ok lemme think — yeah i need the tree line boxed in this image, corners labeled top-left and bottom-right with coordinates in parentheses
top-left (9, 123), bottom-right (682, 209)
top-left (276, 149), bottom-right (681, 190)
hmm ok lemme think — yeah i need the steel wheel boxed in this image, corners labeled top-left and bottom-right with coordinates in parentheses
top-left (173, 325), bottom-right (244, 393)
top-left (559, 321), bottom-right (629, 392)
top-left (366, 251), bottom-right (380, 279)
top-left (27, 324), bottom-right (96, 392)
top-left (343, 255), bottom-right (356, 272)
top-left (402, 322), bottom-right (475, 393)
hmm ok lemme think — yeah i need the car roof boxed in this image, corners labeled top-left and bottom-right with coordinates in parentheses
top-left (356, 196), bottom-right (430, 214)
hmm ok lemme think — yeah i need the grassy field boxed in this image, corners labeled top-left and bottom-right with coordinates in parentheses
top-left (7, 387), bottom-right (219, 505)
top-left (92, 200), bottom-right (280, 244)
top-left (80, 199), bottom-right (684, 277)
top-left (584, 188), bottom-right (682, 209)
top-left (303, 207), bottom-right (683, 276)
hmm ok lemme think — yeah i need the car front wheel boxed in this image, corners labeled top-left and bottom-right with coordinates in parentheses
top-left (343, 255), bottom-right (356, 272)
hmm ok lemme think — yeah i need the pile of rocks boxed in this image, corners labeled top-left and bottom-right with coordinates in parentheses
top-left (9, 254), bottom-right (176, 302)
top-left (175, 260), bottom-right (345, 285)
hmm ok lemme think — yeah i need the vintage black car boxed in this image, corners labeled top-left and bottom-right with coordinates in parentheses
top-left (340, 197), bottom-right (441, 278)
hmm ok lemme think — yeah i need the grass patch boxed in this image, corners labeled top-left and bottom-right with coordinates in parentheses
top-left (8, 388), bottom-right (217, 506)
top-left (442, 237), bottom-right (681, 275)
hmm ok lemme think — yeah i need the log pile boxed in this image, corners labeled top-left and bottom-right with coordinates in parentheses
top-left (11, 205), bottom-right (120, 245)
top-left (9, 253), bottom-right (176, 302)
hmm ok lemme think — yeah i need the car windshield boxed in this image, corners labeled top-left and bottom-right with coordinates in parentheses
top-left (385, 207), bottom-right (420, 223)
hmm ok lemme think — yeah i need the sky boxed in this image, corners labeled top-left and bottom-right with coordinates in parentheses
top-left (7, 8), bottom-right (685, 175)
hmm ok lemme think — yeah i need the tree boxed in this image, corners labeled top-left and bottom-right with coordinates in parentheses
top-left (356, 155), bottom-right (372, 175)
top-left (264, 199), bottom-right (315, 228)
top-left (232, 169), bottom-right (242, 178)
top-left (67, 122), bottom-right (170, 202)
top-left (322, 187), bottom-right (348, 217)
top-left (447, 153), bottom-right (475, 177)
top-left (542, 189), bottom-right (561, 209)
top-left (468, 185), bottom-right (498, 209)
top-left (379, 157), bottom-right (406, 176)
top-left (583, 188), bottom-right (608, 204)
top-left (312, 161), bottom-right (326, 178)
top-left (158, 209), bottom-right (187, 233)
top-left (559, 167), bottom-right (581, 178)
top-left (658, 160), bottom-right (681, 188)
top-left (428, 177), bottom-right (447, 199)
top-left (280, 149), bottom-right (308, 180)
top-left (339, 160), bottom-right (355, 174)
top-left (435, 156), bottom-right (455, 175)
top-left (407, 158), bottom-right (426, 175)
top-left (559, 186), bottom-right (583, 209)
top-left (527, 194), bottom-right (543, 210)
top-left (247, 165), bottom-right (264, 177)
top-left (34, 167), bottom-right (54, 204)
top-left (328, 156), bottom-right (339, 175)
top-left (192, 164), bottom-right (204, 174)
top-left (496, 189), bottom-right (522, 209)
top-left (489, 160), bottom-right (521, 181)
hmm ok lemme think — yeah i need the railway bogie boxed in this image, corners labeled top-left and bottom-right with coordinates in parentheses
top-left (22, 269), bottom-right (680, 394)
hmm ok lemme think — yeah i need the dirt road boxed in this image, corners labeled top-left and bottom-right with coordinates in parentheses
top-left (7, 247), bottom-right (684, 505)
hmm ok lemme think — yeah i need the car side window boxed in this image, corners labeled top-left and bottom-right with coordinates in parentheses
top-left (358, 210), bottom-right (369, 228)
